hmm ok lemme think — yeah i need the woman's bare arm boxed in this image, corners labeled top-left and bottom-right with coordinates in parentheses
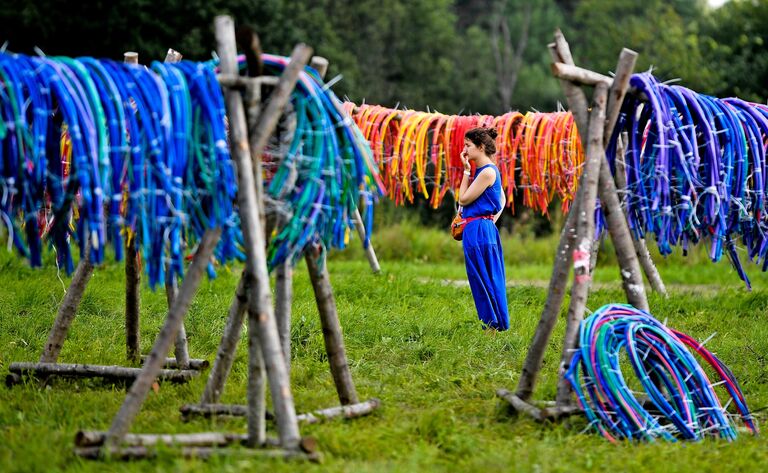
top-left (459, 168), bottom-right (496, 206)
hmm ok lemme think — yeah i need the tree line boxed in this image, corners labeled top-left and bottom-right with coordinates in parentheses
top-left (3, 0), bottom-right (766, 230)
top-left (3, 0), bottom-right (766, 112)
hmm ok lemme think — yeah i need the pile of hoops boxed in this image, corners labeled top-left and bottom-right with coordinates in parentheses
top-left (608, 72), bottom-right (768, 288)
top-left (344, 103), bottom-right (584, 215)
top-left (566, 303), bottom-right (757, 442)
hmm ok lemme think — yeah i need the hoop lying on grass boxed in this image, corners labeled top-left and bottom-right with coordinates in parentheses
top-left (566, 303), bottom-right (758, 443)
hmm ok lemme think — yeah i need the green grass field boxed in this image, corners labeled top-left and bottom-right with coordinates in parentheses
top-left (1, 226), bottom-right (767, 472)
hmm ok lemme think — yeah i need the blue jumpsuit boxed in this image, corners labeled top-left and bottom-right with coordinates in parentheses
top-left (462, 164), bottom-right (509, 331)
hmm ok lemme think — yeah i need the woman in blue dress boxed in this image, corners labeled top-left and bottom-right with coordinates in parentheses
top-left (458, 127), bottom-right (509, 331)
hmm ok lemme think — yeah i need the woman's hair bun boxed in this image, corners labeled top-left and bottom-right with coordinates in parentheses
top-left (486, 128), bottom-right (498, 139)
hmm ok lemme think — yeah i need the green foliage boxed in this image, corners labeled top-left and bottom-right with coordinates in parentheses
top-left (571, 0), bottom-right (720, 93)
top-left (700, 0), bottom-right (768, 102)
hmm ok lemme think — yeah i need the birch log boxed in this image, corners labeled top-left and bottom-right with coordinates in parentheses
top-left (9, 362), bottom-right (198, 384)
top-left (554, 84), bottom-right (608, 405)
top-left (124, 50), bottom-right (141, 364)
top-left (615, 134), bottom-right (668, 296)
top-left (40, 239), bottom-right (94, 363)
top-left (552, 34), bottom-right (649, 312)
top-left (163, 47), bottom-right (191, 369)
top-left (513, 40), bottom-right (590, 402)
top-left (180, 398), bottom-right (380, 424)
top-left (306, 252), bottom-right (359, 405)
top-left (275, 263), bottom-right (293, 372)
top-left (215, 15), bottom-right (305, 449)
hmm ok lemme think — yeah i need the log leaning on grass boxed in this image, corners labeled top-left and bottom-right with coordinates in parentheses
top-left (180, 398), bottom-right (381, 424)
top-left (39, 240), bottom-right (94, 364)
top-left (140, 356), bottom-right (209, 371)
top-left (496, 389), bottom-right (582, 422)
top-left (76, 430), bottom-right (318, 452)
top-left (74, 445), bottom-right (321, 462)
top-left (7, 362), bottom-right (199, 385)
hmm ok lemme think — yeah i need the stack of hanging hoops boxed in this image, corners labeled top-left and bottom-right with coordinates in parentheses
top-left (0, 50), bottom-right (382, 284)
top-left (607, 72), bottom-right (768, 289)
top-left (0, 52), bottom-right (238, 288)
top-left (344, 103), bottom-right (584, 215)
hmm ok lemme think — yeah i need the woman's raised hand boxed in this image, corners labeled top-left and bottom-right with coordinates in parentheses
top-left (460, 150), bottom-right (470, 170)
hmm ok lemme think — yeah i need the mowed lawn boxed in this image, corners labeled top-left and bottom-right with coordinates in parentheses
top-left (1, 227), bottom-right (768, 472)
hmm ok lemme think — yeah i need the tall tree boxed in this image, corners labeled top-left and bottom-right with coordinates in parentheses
top-left (701, 0), bottom-right (768, 102)
top-left (490, 0), bottom-right (532, 111)
top-left (571, 0), bottom-right (719, 93)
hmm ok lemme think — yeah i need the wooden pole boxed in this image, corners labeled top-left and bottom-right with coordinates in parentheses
top-left (197, 29), bottom-right (264, 410)
top-left (215, 15), bottom-right (305, 449)
top-left (275, 263), bottom-right (293, 372)
top-left (304, 56), bottom-right (358, 406)
top-left (76, 445), bottom-right (320, 462)
top-left (104, 228), bottom-right (221, 449)
top-left (351, 208), bottom-right (381, 274)
top-left (554, 83), bottom-right (608, 405)
top-left (8, 362), bottom-right (198, 385)
top-left (199, 273), bottom-right (249, 404)
top-left (305, 250), bottom-right (359, 405)
top-left (497, 389), bottom-right (581, 421)
top-left (140, 356), bottom-right (208, 370)
top-left (77, 431), bottom-right (252, 448)
top-left (124, 50), bottom-right (141, 364)
top-left (243, 39), bottom-right (312, 449)
top-left (615, 133), bottom-right (668, 296)
top-left (78, 429), bottom-right (319, 456)
top-left (162, 47), bottom-right (192, 370)
top-left (513, 40), bottom-right (590, 402)
top-left (516, 35), bottom-right (648, 405)
top-left (181, 403), bottom-right (256, 420)
top-left (295, 398), bottom-right (379, 425)
top-left (551, 35), bottom-right (649, 312)
top-left (247, 314), bottom-right (267, 447)
top-left (40, 239), bottom-right (94, 363)
top-left (125, 235), bottom-right (141, 364)
top-left (123, 52), bottom-right (138, 64)
top-left (549, 43), bottom-right (649, 405)
top-left (180, 398), bottom-right (380, 424)
top-left (550, 62), bottom-right (612, 86)
top-left (596, 48), bottom-right (649, 312)
top-left (309, 56), bottom-right (329, 78)
top-left (165, 272), bottom-right (190, 369)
